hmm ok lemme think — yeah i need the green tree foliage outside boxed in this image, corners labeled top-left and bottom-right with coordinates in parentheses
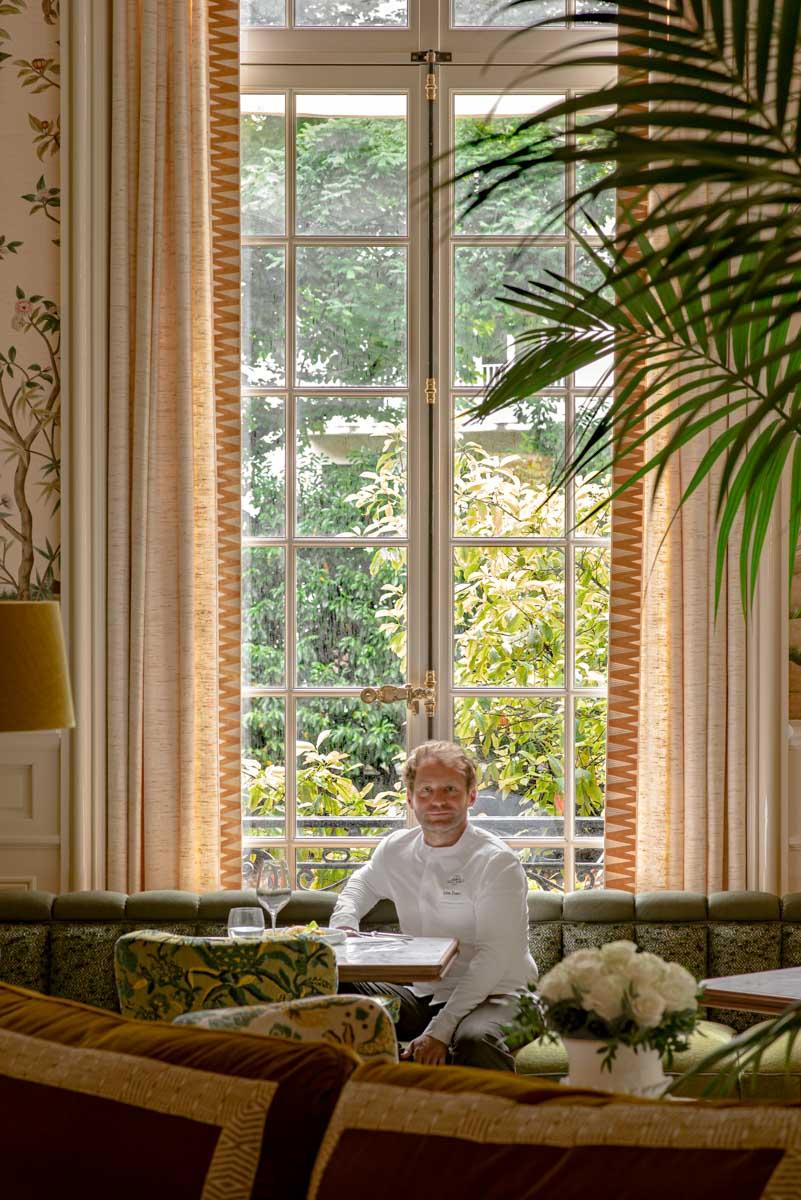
top-left (240, 104), bottom-right (612, 890)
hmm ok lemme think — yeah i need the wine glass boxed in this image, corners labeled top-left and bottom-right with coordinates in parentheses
top-left (256, 856), bottom-right (291, 933)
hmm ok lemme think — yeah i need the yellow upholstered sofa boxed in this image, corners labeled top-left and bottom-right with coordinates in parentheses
top-left (1, 980), bottom-right (799, 1200)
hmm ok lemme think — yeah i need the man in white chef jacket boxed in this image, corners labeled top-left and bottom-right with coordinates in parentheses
top-left (330, 740), bottom-right (537, 1071)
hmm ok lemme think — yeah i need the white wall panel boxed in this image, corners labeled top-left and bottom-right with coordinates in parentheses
top-left (0, 732), bottom-right (62, 892)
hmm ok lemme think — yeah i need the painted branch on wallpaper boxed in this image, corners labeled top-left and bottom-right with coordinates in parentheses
top-left (0, 0), bottom-right (60, 599)
top-left (0, 287), bottom-right (60, 599)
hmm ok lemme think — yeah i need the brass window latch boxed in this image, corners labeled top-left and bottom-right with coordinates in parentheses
top-left (360, 670), bottom-right (437, 717)
top-left (411, 49), bottom-right (452, 102)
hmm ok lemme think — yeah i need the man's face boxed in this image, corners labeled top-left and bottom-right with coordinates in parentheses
top-left (407, 758), bottom-right (476, 845)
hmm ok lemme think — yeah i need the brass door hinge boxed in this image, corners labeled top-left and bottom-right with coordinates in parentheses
top-left (425, 377), bottom-right (437, 406)
top-left (425, 72), bottom-right (437, 101)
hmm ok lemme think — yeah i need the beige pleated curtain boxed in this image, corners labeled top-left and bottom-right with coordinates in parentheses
top-left (107, 0), bottom-right (241, 892)
top-left (604, 270), bottom-right (748, 892)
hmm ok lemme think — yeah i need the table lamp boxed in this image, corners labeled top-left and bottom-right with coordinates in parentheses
top-left (0, 601), bottom-right (75, 732)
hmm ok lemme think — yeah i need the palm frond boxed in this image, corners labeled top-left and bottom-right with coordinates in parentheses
top-left (459, 0), bottom-right (801, 332)
top-left (468, 227), bottom-right (801, 605)
top-left (458, 0), bottom-right (801, 601)
top-left (667, 1000), bottom-right (801, 1097)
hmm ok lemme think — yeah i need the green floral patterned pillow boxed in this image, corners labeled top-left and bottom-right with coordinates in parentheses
top-left (114, 930), bottom-right (337, 1022)
top-left (176, 995), bottom-right (398, 1064)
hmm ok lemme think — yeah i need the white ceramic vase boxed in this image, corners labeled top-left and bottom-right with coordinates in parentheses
top-left (563, 1037), bottom-right (668, 1097)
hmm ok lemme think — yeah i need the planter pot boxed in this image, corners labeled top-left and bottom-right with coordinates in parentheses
top-left (563, 1038), bottom-right (668, 1098)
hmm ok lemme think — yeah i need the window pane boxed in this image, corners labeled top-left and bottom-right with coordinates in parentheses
top-left (455, 696), bottom-right (564, 836)
top-left (296, 246), bottom-right (407, 386)
top-left (296, 0), bottom-right (407, 26)
top-left (574, 246), bottom-right (614, 388)
top-left (454, 546), bottom-right (565, 686)
top-left (575, 696), bottom-right (606, 833)
top-left (574, 396), bottom-right (612, 535)
top-left (297, 395), bottom-right (406, 537)
top-left (575, 847), bottom-right (604, 889)
top-left (453, 244), bottom-right (564, 386)
top-left (241, 0), bottom-right (286, 26)
top-left (454, 395), bottom-right (564, 537)
top-left (296, 697), bottom-right (406, 837)
top-left (575, 0), bottom-right (617, 17)
top-left (243, 396), bottom-right (284, 538)
top-left (452, 0), bottom-right (564, 26)
top-left (296, 846), bottom-right (375, 891)
top-left (242, 246), bottom-right (285, 386)
top-left (242, 697), bottom-right (285, 840)
top-left (454, 94), bottom-right (564, 236)
top-left (516, 847), bottom-right (565, 892)
top-left (575, 114), bottom-right (616, 237)
top-left (241, 96), bottom-right (285, 236)
top-left (296, 546), bottom-right (406, 685)
top-left (575, 546), bottom-right (609, 687)
top-left (243, 547), bottom-right (285, 687)
top-left (296, 95), bottom-right (407, 236)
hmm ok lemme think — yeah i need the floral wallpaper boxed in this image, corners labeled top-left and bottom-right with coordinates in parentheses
top-left (0, 0), bottom-right (59, 600)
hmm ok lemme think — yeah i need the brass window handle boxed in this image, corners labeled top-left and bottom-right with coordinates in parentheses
top-left (360, 671), bottom-right (436, 717)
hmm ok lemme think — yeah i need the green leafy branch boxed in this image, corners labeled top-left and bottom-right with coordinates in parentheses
top-left (15, 55), bottom-right (58, 91)
top-left (22, 175), bottom-right (60, 241)
top-left (0, 234), bottom-right (22, 262)
top-left (28, 112), bottom-right (59, 159)
top-left (0, 285), bottom-right (60, 598)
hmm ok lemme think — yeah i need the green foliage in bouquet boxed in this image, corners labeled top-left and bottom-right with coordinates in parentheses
top-left (505, 941), bottom-right (702, 1070)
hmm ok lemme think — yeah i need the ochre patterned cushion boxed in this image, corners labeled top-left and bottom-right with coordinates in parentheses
top-left (0, 1026), bottom-right (274, 1200)
top-left (176, 990), bottom-right (401, 1028)
top-left (562, 922), bottom-right (635, 956)
top-left (0, 980), bottom-right (359, 1200)
top-left (635, 923), bottom-right (707, 981)
top-left (309, 1062), bottom-right (801, 1200)
top-left (50, 921), bottom-right (197, 1012)
top-left (527, 922), bottom-right (561, 977)
top-left (114, 930), bottom-right (337, 1021)
top-left (51, 922), bottom-right (129, 1011)
top-left (708, 922), bottom-right (782, 1032)
top-left (0, 923), bottom-right (49, 992)
top-left (176, 995), bottom-right (398, 1064)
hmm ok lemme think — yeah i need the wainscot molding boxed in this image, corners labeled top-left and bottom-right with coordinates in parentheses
top-left (0, 732), bottom-right (62, 893)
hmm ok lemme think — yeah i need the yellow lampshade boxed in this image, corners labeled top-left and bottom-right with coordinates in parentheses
top-left (0, 601), bottom-right (75, 732)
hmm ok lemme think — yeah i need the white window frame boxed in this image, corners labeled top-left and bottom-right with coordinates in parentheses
top-left (240, 0), bottom-right (616, 892)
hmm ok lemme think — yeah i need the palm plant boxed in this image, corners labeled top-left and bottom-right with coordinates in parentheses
top-left (465, 0), bottom-right (801, 604)
top-left (667, 1001), bottom-right (801, 1097)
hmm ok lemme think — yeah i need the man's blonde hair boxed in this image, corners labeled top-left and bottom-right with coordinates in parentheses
top-left (402, 741), bottom-right (477, 793)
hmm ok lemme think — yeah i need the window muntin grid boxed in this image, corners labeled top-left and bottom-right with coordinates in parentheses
top-left (437, 75), bottom-right (610, 895)
top-left (241, 77), bottom-right (423, 886)
top-left (239, 9), bottom-right (613, 894)
top-left (239, 0), bottom-right (615, 28)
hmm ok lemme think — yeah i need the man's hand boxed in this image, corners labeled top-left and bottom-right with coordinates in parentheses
top-left (400, 1033), bottom-right (448, 1066)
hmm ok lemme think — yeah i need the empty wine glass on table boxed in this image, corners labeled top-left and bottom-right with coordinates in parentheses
top-left (227, 907), bottom-right (265, 940)
top-left (256, 856), bottom-right (291, 933)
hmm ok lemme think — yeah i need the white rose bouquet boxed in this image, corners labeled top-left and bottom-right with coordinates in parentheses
top-left (506, 941), bottom-right (701, 1069)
